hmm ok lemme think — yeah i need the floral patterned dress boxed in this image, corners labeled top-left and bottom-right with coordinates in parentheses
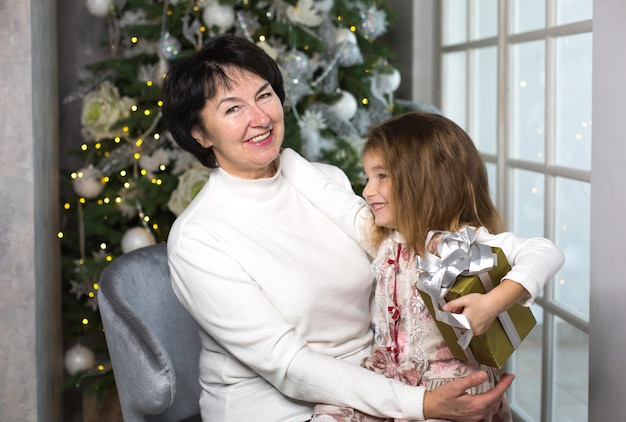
top-left (312, 233), bottom-right (511, 422)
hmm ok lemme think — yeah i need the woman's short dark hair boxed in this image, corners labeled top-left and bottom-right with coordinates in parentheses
top-left (162, 35), bottom-right (285, 168)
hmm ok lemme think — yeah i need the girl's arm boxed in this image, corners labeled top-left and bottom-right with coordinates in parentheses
top-left (443, 227), bottom-right (564, 335)
top-left (443, 279), bottom-right (530, 335)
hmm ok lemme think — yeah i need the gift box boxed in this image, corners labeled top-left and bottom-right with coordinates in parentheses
top-left (417, 230), bottom-right (536, 369)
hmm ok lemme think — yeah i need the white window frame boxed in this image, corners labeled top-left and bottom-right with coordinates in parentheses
top-left (436, 1), bottom-right (591, 420)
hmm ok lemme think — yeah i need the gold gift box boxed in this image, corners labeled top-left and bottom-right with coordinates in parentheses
top-left (418, 247), bottom-right (536, 369)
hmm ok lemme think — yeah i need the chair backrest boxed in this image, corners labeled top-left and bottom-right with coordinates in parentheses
top-left (98, 243), bottom-right (202, 422)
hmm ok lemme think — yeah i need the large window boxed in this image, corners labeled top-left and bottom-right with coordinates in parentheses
top-left (439, 1), bottom-right (592, 420)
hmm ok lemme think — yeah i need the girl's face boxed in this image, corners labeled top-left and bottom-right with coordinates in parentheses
top-left (191, 68), bottom-right (284, 179)
top-left (363, 151), bottom-right (396, 229)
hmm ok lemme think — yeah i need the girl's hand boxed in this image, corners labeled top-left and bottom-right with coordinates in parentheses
top-left (443, 293), bottom-right (499, 335)
top-left (442, 279), bottom-right (531, 335)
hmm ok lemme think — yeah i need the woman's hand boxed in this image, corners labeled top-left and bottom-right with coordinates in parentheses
top-left (423, 371), bottom-right (515, 421)
top-left (443, 279), bottom-right (531, 335)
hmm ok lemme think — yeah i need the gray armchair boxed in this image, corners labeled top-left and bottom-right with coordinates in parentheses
top-left (98, 243), bottom-right (202, 421)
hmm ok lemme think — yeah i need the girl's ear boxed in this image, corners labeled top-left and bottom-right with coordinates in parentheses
top-left (191, 125), bottom-right (212, 148)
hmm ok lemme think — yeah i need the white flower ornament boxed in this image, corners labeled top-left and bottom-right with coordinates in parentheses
top-left (287, 0), bottom-right (323, 27)
top-left (81, 81), bottom-right (134, 141)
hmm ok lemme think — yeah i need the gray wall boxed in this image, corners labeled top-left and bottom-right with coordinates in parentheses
top-left (589, 0), bottom-right (626, 419)
top-left (0, 0), bottom-right (62, 421)
top-left (384, 0), bottom-right (436, 105)
top-left (58, 0), bottom-right (110, 173)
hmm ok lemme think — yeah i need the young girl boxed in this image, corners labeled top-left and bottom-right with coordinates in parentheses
top-left (296, 111), bottom-right (564, 422)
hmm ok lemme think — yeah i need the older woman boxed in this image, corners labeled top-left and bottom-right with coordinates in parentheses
top-left (162, 34), bottom-right (511, 421)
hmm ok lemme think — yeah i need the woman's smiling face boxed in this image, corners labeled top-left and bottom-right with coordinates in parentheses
top-left (191, 67), bottom-right (285, 179)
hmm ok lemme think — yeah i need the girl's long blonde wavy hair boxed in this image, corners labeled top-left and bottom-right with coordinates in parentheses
top-left (363, 111), bottom-right (505, 256)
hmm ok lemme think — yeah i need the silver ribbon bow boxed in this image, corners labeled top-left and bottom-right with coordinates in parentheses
top-left (416, 227), bottom-right (519, 353)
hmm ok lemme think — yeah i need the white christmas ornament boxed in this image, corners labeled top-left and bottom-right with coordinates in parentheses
top-left (335, 28), bottom-right (358, 45)
top-left (371, 68), bottom-right (401, 107)
top-left (313, 0), bottom-right (334, 13)
top-left (378, 68), bottom-right (401, 92)
top-left (157, 32), bottom-right (182, 60)
top-left (85, 0), bottom-right (112, 18)
top-left (280, 50), bottom-right (311, 80)
top-left (330, 90), bottom-right (358, 121)
top-left (359, 6), bottom-right (388, 40)
top-left (121, 226), bottom-right (157, 253)
top-left (299, 109), bottom-right (326, 160)
top-left (335, 28), bottom-right (362, 67)
top-left (64, 344), bottom-right (96, 375)
top-left (73, 166), bottom-right (104, 199)
top-left (202, 2), bottom-right (236, 34)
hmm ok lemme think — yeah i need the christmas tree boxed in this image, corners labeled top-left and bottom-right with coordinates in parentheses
top-left (60, 0), bottom-right (426, 395)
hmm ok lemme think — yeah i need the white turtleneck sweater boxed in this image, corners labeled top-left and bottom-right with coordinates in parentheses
top-left (168, 149), bottom-right (427, 421)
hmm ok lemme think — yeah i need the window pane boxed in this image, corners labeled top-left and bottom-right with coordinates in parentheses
top-left (471, 46), bottom-right (498, 154)
top-left (556, 34), bottom-right (592, 170)
top-left (509, 323), bottom-right (542, 420)
top-left (553, 317), bottom-right (588, 420)
top-left (556, 0), bottom-right (593, 25)
top-left (511, 169), bottom-right (544, 237)
top-left (554, 177), bottom-right (590, 318)
top-left (511, 41), bottom-right (545, 163)
top-left (442, 0), bottom-right (468, 45)
top-left (471, 0), bottom-right (497, 40)
top-left (442, 51), bottom-right (468, 128)
top-left (512, 0), bottom-right (545, 33)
